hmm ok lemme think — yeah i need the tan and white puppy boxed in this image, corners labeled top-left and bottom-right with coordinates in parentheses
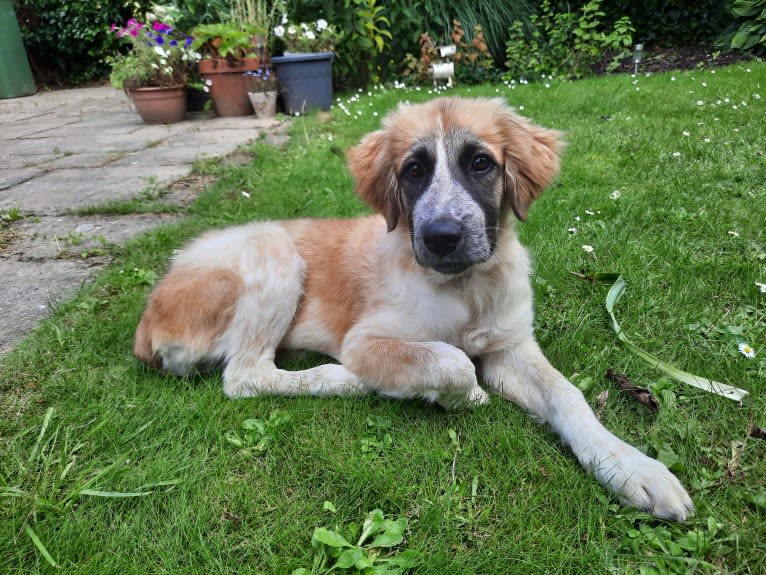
top-left (134, 97), bottom-right (694, 520)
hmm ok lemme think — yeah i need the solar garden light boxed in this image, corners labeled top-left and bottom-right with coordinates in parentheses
top-left (430, 44), bottom-right (456, 87)
top-left (633, 43), bottom-right (644, 75)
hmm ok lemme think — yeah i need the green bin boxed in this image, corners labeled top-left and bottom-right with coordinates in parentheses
top-left (0, 0), bottom-right (36, 98)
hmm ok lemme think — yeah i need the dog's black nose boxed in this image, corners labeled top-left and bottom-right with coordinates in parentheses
top-left (422, 220), bottom-right (462, 256)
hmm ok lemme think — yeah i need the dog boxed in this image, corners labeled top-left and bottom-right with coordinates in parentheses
top-left (134, 97), bottom-right (694, 521)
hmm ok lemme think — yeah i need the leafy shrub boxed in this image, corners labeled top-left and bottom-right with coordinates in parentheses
top-left (450, 20), bottom-right (496, 84)
top-left (333, 0), bottom-right (392, 88)
top-left (401, 32), bottom-right (439, 84)
top-left (450, 0), bottom-right (535, 67)
top-left (282, 0), bottom-right (392, 89)
top-left (718, 0), bottom-right (766, 52)
top-left (401, 20), bottom-right (495, 86)
top-left (504, 0), bottom-right (634, 82)
top-left (558, 0), bottom-right (733, 46)
top-left (16, 0), bottom-right (154, 86)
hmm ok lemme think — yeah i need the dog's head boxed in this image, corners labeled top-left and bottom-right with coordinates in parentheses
top-left (348, 97), bottom-right (563, 274)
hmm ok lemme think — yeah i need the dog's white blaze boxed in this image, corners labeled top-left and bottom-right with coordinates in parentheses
top-left (411, 134), bottom-right (490, 267)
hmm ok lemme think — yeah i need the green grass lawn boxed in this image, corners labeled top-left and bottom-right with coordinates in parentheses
top-left (2, 63), bottom-right (765, 574)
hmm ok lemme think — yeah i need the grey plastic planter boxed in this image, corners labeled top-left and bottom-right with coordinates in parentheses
top-left (272, 52), bottom-right (333, 115)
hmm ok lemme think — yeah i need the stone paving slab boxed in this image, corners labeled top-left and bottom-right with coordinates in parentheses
top-left (0, 258), bottom-right (94, 355)
top-left (0, 86), bottom-right (290, 355)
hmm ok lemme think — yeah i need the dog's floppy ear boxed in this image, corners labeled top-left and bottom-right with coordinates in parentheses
top-left (347, 130), bottom-right (403, 232)
top-left (501, 111), bottom-right (564, 221)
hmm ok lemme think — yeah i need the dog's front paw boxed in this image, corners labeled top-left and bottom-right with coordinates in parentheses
top-left (428, 343), bottom-right (488, 409)
top-left (597, 446), bottom-right (694, 521)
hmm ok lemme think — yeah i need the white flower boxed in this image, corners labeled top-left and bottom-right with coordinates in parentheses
top-left (738, 342), bottom-right (755, 359)
top-left (728, 230), bottom-right (739, 237)
top-left (153, 46), bottom-right (168, 58)
top-left (316, 18), bottom-right (328, 31)
top-left (682, 131), bottom-right (690, 137)
top-left (287, 25), bottom-right (296, 35)
top-left (582, 245), bottom-right (594, 253)
top-left (672, 151), bottom-right (681, 158)
top-left (273, 25), bottom-right (285, 37)
top-left (281, 13), bottom-right (288, 24)
top-left (696, 100), bottom-right (704, 106)
top-left (609, 190), bottom-right (621, 200)
top-left (304, 30), bottom-right (316, 41)
top-left (585, 209), bottom-right (595, 216)
top-left (754, 94), bottom-right (761, 100)
top-left (241, 191), bottom-right (251, 198)
top-left (755, 282), bottom-right (766, 293)
top-left (568, 227), bottom-right (577, 234)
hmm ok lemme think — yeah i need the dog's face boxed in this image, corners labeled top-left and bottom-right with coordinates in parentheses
top-left (348, 97), bottom-right (563, 274)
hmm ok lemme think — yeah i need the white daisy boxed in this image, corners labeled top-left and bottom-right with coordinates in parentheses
top-left (738, 342), bottom-right (755, 359)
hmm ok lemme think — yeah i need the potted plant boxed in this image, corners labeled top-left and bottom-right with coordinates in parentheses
top-left (243, 66), bottom-right (278, 118)
top-left (271, 17), bottom-right (340, 115)
top-left (192, 0), bottom-right (279, 116)
top-left (109, 18), bottom-right (199, 124)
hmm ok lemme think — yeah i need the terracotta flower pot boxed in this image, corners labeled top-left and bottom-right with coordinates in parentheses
top-left (128, 86), bottom-right (187, 124)
top-left (198, 58), bottom-right (261, 117)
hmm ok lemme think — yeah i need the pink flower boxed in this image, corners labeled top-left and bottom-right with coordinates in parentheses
top-left (152, 21), bottom-right (172, 33)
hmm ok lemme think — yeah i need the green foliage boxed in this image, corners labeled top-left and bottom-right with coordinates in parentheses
top-left (401, 32), bottom-right (439, 85)
top-left (16, 0), bottom-right (154, 85)
top-left (225, 409), bottom-right (292, 454)
top-left (292, 508), bottom-right (419, 574)
top-left (558, 0), bottom-right (734, 46)
top-left (504, 0), bottom-right (634, 81)
top-left (191, 22), bottom-right (262, 60)
top-left (161, 0), bottom-right (230, 34)
top-left (450, 20), bottom-right (496, 85)
top-left (401, 19), bottom-right (495, 86)
top-left (449, 0), bottom-right (535, 67)
top-left (108, 19), bottom-right (198, 90)
top-left (334, 0), bottom-right (393, 88)
top-left (718, 0), bottom-right (766, 51)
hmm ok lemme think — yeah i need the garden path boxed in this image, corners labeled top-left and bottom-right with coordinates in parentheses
top-left (0, 86), bottom-right (289, 354)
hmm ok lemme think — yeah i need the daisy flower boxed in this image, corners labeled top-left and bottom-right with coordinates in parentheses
top-left (738, 342), bottom-right (755, 359)
top-left (756, 282), bottom-right (766, 293)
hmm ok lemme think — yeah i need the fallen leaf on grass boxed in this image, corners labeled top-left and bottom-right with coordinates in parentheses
top-left (605, 368), bottom-right (659, 412)
top-left (577, 273), bottom-right (750, 402)
top-left (749, 424), bottom-right (766, 440)
top-left (595, 390), bottom-right (609, 419)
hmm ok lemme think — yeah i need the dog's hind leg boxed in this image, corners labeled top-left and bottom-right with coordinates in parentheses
top-left (218, 237), bottom-right (363, 399)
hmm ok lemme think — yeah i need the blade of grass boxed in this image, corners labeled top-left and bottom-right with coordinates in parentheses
top-left (28, 407), bottom-right (54, 464)
top-left (603, 274), bottom-right (749, 402)
top-left (25, 524), bottom-right (58, 568)
top-left (78, 489), bottom-right (153, 497)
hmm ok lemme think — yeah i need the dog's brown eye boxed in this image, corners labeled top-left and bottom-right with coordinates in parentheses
top-left (471, 155), bottom-right (492, 173)
top-left (404, 161), bottom-right (425, 180)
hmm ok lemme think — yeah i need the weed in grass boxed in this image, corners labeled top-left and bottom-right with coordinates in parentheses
top-left (292, 508), bottom-right (419, 575)
top-left (225, 409), bottom-right (292, 454)
top-left (359, 416), bottom-right (394, 459)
